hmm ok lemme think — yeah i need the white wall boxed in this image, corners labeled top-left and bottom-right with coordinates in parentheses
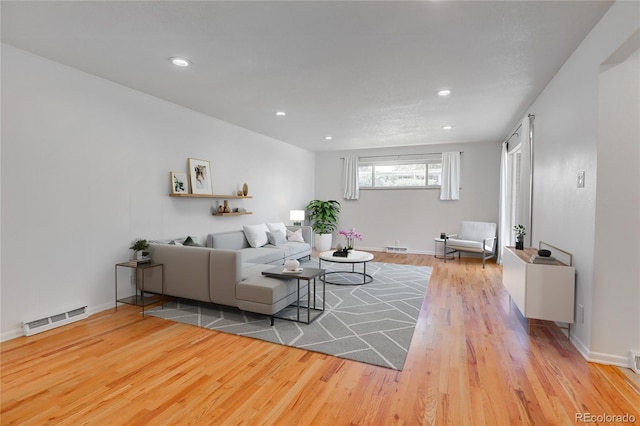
top-left (593, 49), bottom-right (639, 365)
top-left (314, 142), bottom-right (500, 253)
top-left (521, 1), bottom-right (639, 366)
top-left (0, 45), bottom-right (315, 341)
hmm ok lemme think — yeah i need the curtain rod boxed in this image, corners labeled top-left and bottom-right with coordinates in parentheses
top-left (503, 113), bottom-right (536, 145)
top-left (504, 124), bottom-right (522, 145)
top-left (340, 151), bottom-right (463, 160)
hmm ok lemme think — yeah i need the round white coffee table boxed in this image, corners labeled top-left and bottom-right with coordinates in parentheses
top-left (318, 250), bottom-right (374, 285)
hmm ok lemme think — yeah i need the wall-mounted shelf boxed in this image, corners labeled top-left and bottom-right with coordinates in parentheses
top-left (170, 194), bottom-right (253, 199)
top-left (212, 212), bottom-right (253, 216)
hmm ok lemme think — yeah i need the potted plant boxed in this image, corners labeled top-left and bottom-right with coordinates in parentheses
top-left (306, 199), bottom-right (341, 251)
top-left (129, 238), bottom-right (150, 260)
top-left (513, 225), bottom-right (526, 250)
top-left (338, 228), bottom-right (362, 251)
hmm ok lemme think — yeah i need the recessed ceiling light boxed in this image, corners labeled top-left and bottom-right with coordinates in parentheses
top-left (170, 57), bottom-right (191, 67)
top-left (275, 111), bottom-right (287, 116)
top-left (324, 136), bottom-right (333, 141)
top-left (438, 89), bottom-right (452, 97)
top-left (442, 125), bottom-right (453, 130)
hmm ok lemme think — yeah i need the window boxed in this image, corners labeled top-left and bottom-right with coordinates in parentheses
top-left (358, 158), bottom-right (442, 189)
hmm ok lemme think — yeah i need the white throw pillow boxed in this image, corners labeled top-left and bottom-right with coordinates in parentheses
top-left (266, 222), bottom-right (288, 236)
top-left (243, 223), bottom-right (269, 248)
top-left (286, 228), bottom-right (305, 243)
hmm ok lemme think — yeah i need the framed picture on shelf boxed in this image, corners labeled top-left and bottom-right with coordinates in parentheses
top-left (170, 171), bottom-right (188, 195)
top-left (188, 158), bottom-right (213, 195)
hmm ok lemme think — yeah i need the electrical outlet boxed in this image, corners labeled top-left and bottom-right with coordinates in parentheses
top-left (577, 171), bottom-right (585, 188)
top-left (578, 304), bottom-right (585, 323)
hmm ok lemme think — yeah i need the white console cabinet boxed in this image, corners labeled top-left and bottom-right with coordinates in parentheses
top-left (502, 246), bottom-right (575, 333)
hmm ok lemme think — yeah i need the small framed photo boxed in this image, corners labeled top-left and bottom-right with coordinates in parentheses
top-left (188, 158), bottom-right (213, 195)
top-left (170, 171), bottom-right (188, 195)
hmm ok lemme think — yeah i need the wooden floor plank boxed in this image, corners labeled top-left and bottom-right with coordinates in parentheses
top-left (2, 254), bottom-right (639, 425)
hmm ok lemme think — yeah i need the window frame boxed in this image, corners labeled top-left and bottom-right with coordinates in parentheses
top-left (358, 156), bottom-right (442, 190)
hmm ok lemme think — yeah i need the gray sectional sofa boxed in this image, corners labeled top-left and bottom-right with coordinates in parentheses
top-left (142, 225), bottom-right (313, 323)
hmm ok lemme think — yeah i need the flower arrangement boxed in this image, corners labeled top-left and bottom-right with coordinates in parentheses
top-left (338, 228), bottom-right (362, 250)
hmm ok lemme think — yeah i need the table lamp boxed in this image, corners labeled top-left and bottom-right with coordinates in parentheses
top-left (290, 210), bottom-right (305, 226)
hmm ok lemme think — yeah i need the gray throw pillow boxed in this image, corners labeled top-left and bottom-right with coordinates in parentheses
top-left (267, 230), bottom-right (287, 246)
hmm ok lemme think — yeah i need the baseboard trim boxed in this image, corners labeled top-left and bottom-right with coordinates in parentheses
top-left (570, 333), bottom-right (634, 369)
top-left (588, 351), bottom-right (633, 368)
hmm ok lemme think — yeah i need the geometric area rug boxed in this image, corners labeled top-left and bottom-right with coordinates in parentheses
top-left (146, 260), bottom-right (431, 370)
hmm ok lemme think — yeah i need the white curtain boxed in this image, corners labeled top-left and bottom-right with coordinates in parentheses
top-left (343, 156), bottom-right (359, 200)
top-left (519, 116), bottom-right (533, 247)
top-left (497, 142), bottom-right (509, 264)
top-left (440, 152), bottom-right (460, 200)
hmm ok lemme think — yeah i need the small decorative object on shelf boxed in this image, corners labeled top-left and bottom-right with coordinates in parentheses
top-left (237, 190), bottom-right (243, 196)
top-left (223, 200), bottom-right (231, 213)
top-left (170, 171), bottom-right (188, 195)
top-left (514, 224), bottom-right (526, 250)
top-left (338, 228), bottom-right (362, 250)
top-left (218, 205), bottom-right (224, 213)
top-left (129, 238), bottom-right (150, 261)
top-left (242, 183), bottom-right (249, 196)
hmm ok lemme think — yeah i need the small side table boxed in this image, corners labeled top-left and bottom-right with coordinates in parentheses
top-left (261, 266), bottom-right (326, 325)
top-left (115, 262), bottom-right (164, 316)
top-left (434, 238), bottom-right (457, 260)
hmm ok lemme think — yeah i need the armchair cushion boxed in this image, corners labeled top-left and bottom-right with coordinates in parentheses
top-left (445, 238), bottom-right (494, 253)
top-left (446, 221), bottom-right (497, 253)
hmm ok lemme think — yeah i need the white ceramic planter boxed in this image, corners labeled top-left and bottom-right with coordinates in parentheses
top-left (314, 233), bottom-right (332, 252)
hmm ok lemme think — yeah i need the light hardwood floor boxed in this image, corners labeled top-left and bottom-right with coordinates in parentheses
top-left (2, 253), bottom-right (639, 425)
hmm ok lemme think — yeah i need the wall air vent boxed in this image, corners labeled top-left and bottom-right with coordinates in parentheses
top-left (631, 351), bottom-right (640, 375)
top-left (22, 306), bottom-right (88, 336)
top-left (386, 246), bottom-right (408, 253)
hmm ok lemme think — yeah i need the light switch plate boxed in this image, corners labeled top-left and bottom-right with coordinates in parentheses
top-left (577, 171), bottom-right (585, 188)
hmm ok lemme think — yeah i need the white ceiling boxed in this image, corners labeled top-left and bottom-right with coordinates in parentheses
top-left (1, 1), bottom-right (613, 152)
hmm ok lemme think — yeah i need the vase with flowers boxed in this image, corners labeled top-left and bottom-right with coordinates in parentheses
top-left (338, 228), bottom-right (362, 251)
top-left (513, 225), bottom-right (526, 250)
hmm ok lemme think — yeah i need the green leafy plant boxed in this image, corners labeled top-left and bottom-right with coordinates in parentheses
top-left (513, 225), bottom-right (526, 242)
top-left (305, 200), bottom-right (341, 234)
top-left (129, 238), bottom-right (149, 252)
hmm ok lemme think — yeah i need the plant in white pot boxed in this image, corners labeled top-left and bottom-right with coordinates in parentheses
top-left (129, 238), bottom-right (150, 260)
top-left (306, 199), bottom-right (341, 252)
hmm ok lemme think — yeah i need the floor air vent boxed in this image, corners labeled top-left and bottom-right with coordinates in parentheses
top-left (386, 246), bottom-right (408, 253)
top-left (23, 306), bottom-right (88, 336)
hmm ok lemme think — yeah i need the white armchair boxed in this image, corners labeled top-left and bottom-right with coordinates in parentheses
top-left (444, 221), bottom-right (497, 268)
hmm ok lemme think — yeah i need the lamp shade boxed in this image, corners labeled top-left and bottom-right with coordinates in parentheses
top-left (290, 210), bottom-right (305, 222)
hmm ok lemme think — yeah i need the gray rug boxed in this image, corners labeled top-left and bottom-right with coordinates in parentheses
top-left (146, 260), bottom-right (431, 370)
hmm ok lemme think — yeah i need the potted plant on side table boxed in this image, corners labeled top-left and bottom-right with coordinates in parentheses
top-left (306, 199), bottom-right (341, 252)
top-left (129, 238), bottom-right (150, 261)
